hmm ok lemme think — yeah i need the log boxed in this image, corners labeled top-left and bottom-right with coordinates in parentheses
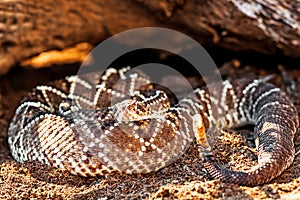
top-left (0, 0), bottom-right (299, 75)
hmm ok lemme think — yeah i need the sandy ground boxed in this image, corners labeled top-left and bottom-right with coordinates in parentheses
top-left (0, 59), bottom-right (300, 199)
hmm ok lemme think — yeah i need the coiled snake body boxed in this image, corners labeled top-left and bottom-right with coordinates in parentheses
top-left (8, 67), bottom-right (299, 186)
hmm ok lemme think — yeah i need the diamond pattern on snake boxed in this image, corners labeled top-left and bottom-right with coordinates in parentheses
top-left (8, 67), bottom-right (299, 186)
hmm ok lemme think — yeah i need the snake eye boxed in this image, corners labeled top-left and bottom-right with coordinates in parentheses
top-left (58, 99), bottom-right (72, 114)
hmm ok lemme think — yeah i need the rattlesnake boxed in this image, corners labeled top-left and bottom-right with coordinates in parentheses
top-left (8, 67), bottom-right (299, 186)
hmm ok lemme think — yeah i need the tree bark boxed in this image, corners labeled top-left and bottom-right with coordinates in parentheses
top-left (0, 0), bottom-right (299, 75)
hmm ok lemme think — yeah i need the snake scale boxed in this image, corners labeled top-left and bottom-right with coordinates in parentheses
top-left (8, 67), bottom-right (299, 186)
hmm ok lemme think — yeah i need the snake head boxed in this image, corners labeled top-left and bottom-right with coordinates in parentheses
top-left (113, 99), bottom-right (151, 122)
top-left (113, 90), bottom-right (171, 122)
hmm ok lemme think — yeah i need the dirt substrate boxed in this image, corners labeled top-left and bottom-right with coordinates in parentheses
top-left (0, 60), bottom-right (300, 199)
